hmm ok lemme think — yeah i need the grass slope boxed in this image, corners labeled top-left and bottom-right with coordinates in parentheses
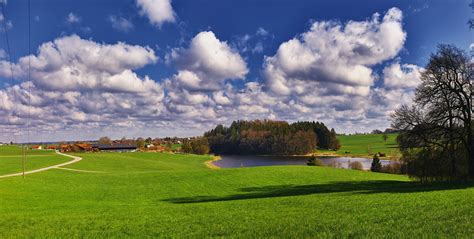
top-left (0, 152), bottom-right (472, 238)
top-left (318, 133), bottom-right (400, 158)
top-left (0, 145), bottom-right (71, 175)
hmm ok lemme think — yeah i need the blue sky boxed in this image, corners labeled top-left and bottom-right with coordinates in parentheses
top-left (0, 0), bottom-right (472, 142)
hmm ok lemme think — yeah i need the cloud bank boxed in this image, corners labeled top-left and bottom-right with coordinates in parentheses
top-left (0, 7), bottom-right (424, 141)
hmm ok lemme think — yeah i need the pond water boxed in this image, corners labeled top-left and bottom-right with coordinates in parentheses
top-left (214, 155), bottom-right (392, 170)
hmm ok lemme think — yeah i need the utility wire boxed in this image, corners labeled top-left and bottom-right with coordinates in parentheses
top-left (24, 0), bottom-right (32, 178)
top-left (1, 1), bottom-right (23, 175)
top-left (0, 2), bottom-right (16, 143)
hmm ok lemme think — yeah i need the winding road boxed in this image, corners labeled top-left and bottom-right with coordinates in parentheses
top-left (0, 151), bottom-right (83, 179)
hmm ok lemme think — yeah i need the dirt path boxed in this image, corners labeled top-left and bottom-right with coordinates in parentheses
top-left (0, 151), bottom-right (82, 179)
top-left (55, 167), bottom-right (104, 173)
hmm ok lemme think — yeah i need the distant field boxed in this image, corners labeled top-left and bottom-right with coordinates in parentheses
top-left (0, 151), bottom-right (472, 237)
top-left (161, 143), bottom-right (182, 151)
top-left (317, 133), bottom-right (400, 158)
top-left (0, 145), bottom-right (70, 175)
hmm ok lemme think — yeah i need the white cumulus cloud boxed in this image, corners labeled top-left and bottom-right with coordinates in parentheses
top-left (167, 31), bottom-right (248, 91)
top-left (263, 7), bottom-right (406, 96)
top-left (136, 0), bottom-right (176, 27)
top-left (383, 63), bottom-right (423, 89)
top-left (0, 35), bottom-right (159, 93)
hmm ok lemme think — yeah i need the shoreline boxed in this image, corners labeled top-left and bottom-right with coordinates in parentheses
top-left (209, 153), bottom-right (396, 161)
top-left (314, 153), bottom-right (398, 160)
top-left (205, 155), bottom-right (222, 169)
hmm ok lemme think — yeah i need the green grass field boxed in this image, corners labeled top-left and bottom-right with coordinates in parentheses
top-left (0, 150), bottom-right (472, 237)
top-left (0, 145), bottom-right (70, 175)
top-left (317, 133), bottom-right (400, 158)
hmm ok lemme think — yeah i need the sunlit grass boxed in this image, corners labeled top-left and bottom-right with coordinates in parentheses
top-left (0, 145), bottom-right (70, 175)
top-left (317, 133), bottom-right (400, 158)
top-left (0, 151), bottom-right (472, 237)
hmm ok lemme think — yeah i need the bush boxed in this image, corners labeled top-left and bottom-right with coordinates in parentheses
top-left (381, 161), bottom-right (403, 174)
top-left (371, 154), bottom-right (382, 172)
top-left (401, 147), bottom-right (468, 182)
top-left (349, 161), bottom-right (363, 170)
top-left (307, 155), bottom-right (324, 166)
top-left (328, 161), bottom-right (342, 168)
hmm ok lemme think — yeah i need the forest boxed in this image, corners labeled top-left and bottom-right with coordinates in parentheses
top-left (199, 120), bottom-right (340, 155)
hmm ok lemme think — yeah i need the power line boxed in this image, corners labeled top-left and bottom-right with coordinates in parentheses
top-left (24, 0), bottom-right (32, 178)
top-left (0, 2), bottom-right (17, 145)
top-left (1, 2), bottom-right (15, 96)
top-left (1, 1), bottom-right (24, 176)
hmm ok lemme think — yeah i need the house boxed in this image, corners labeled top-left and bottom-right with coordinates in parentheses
top-left (156, 145), bottom-right (168, 152)
top-left (47, 145), bottom-right (57, 150)
top-left (60, 144), bottom-right (73, 152)
top-left (92, 143), bottom-right (137, 152)
top-left (59, 143), bottom-right (93, 152)
top-left (75, 143), bottom-right (93, 151)
top-left (31, 145), bottom-right (42, 150)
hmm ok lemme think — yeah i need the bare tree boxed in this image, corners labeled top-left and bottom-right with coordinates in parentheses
top-left (98, 136), bottom-right (112, 145)
top-left (392, 45), bottom-right (473, 180)
top-left (469, 1), bottom-right (474, 29)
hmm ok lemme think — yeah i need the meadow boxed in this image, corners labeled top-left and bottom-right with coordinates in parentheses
top-left (0, 150), bottom-right (473, 238)
top-left (0, 145), bottom-right (70, 175)
top-left (317, 133), bottom-right (400, 158)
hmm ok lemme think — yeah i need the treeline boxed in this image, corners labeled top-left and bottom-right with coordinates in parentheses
top-left (197, 120), bottom-right (339, 155)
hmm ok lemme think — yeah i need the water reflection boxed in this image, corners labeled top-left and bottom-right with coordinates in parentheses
top-left (214, 155), bottom-right (392, 170)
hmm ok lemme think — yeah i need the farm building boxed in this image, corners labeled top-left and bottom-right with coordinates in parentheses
top-left (60, 143), bottom-right (94, 152)
top-left (92, 144), bottom-right (137, 152)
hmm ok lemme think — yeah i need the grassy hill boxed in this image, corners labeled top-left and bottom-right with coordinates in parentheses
top-left (0, 151), bottom-right (472, 237)
top-left (317, 133), bottom-right (400, 158)
top-left (0, 145), bottom-right (70, 175)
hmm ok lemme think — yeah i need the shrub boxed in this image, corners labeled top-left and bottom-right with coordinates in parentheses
top-left (401, 147), bottom-right (468, 182)
top-left (307, 155), bottom-right (324, 166)
top-left (349, 161), bottom-right (363, 170)
top-left (328, 161), bottom-right (342, 168)
top-left (381, 161), bottom-right (403, 174)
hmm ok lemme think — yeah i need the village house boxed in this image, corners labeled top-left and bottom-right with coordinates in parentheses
top-left (92, 143), bottom-right (137, 152)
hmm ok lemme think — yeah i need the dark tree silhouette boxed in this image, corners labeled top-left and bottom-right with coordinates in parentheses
top-left (469, 1), bottom-right (474, 29)
top-left (371, 154), bottom-right (382, 172)
top-left (392, 45), bottom-right (473, 181)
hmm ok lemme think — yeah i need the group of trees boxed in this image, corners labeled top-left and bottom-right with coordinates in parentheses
top-left (391, 45), bottom-right (473, 181)
top-left (203, 120), bottom-right (339, 155)
top-left (182, 137), bottom-right (210, 155)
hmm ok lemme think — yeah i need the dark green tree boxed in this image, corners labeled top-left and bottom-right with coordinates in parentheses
top-left (371, 154), bottom-right (382, 172)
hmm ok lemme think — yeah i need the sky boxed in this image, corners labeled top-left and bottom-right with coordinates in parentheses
top-left (0, 0), bottom-right (472, 142)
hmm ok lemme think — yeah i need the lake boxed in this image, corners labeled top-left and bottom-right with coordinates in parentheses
top-left (214, 155), bottom-right (392, 170)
